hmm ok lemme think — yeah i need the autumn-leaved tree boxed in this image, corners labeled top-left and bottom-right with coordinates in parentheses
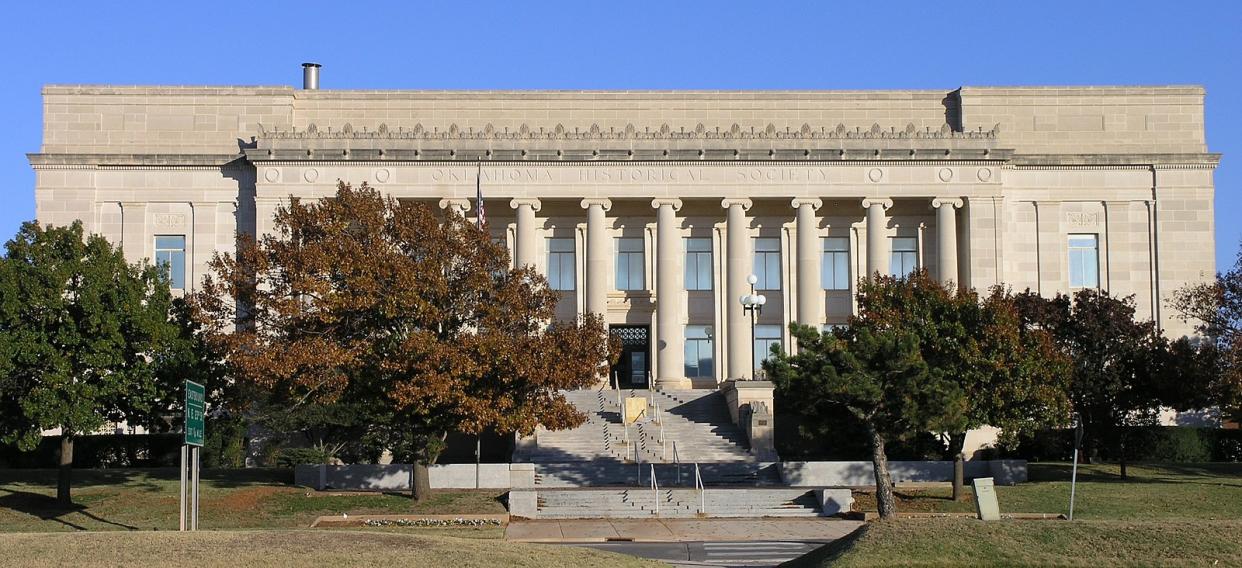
top-left (0, 221), bottom-right (180, 505)
top-left (193, 182), bottom-right (610, 499)
top-left (1171, 240), bottom-right (1242, 423)
top-left (852, 272), bottom-right (1071, 499)
top-left (765, 323), bottom-right (965, 518)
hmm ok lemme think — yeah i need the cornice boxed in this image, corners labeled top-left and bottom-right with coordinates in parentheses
top-left (1009, 153), bottom-right (1220, 170)
top-left (27, 153), bottom-right (245, 169)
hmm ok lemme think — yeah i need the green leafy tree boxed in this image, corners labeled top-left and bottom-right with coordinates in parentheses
top-left (0, 221), bottom-right (181, 504)
top-left (852, 272), bottom-right (1071, 498)
top-left (765, 323), bottom-right (965, 518)
top-left (193, 182), bottom-right (611, 500)
top-left (1015, 289), bottom-right (1210, 478)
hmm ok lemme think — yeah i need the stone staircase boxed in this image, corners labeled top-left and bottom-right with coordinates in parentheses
top-left (508, 387), bottom-right (816, 518)
top-left (515, 388), bottom-right (754, 467)
top-left (532, 488), bottom-right (824, 519)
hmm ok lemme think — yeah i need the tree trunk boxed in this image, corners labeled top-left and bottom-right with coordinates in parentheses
top-left (411, 432), bottom-right (448, 502)
top-left (868, 424), bottom-right (896, 519)
top-left (948, 432), bottom-right (967, 501)
top-left (57, 434), bottom-right (74, 506)
top-left (1118, 432), bottom-right (1128, 480)
top-left (413, 461), bottom-right (432, 502)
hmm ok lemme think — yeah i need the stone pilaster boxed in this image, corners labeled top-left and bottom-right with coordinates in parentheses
top-left (722, 198), bottom-right (753, 380)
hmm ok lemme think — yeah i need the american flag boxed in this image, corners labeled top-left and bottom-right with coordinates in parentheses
top-left (475, 161), bottom-right (487, 229)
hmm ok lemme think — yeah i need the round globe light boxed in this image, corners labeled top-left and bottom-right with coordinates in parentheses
top-left (756, 294), bottom-right (767, 306)
top-left (739, 294), bottom-right (752, 306)
top-left (747, 274), bottom-right (759, 285)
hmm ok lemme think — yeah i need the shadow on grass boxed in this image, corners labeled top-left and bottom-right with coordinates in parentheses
top-left (1029, 462), bottom-right (1242, 486)
top-left (0, 468), bottom-right (293, 491)
top-left (0, 488), bottom-right (138, 530)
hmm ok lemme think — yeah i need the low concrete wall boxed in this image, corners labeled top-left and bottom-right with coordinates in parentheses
top-left (780, 459), bottom-right (1027, 487)
top-left (294, 463), bottom-right (517, 491)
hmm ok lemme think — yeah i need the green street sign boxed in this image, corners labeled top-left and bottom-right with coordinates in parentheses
top-left (185, 380), bottom-right (205, 447)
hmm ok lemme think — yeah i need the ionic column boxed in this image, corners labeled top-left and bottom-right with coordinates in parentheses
top-left (792, 198), bottom-right (824, 327)
top-left (862, 198), bottom-right (893, 277)
top-left (580, 198), bottom-right (612, 317)
top-left (931, 198), bottom-right (963, 285)
top-left (722, 198), bottom-right (753, 380)
top-left (509, 198), bottom-right (541, 268)
top-left (653, 198), bottom-right (688, 388)
top-left (438, 198), bottom-right (471, 218)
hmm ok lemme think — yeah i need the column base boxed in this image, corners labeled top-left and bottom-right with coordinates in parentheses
top-left (654, 376), bottom-right (693, 390)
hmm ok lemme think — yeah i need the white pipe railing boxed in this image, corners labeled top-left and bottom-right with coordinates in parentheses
top-left (694, 463), bottom-right (705, 515)
top-left (650, 463), bottom-right (660, 517)
top-left (635, 443), bottom-right (643, 484)
top-left (672, 441), bottom-right (681, 486)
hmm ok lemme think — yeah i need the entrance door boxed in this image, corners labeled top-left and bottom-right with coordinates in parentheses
top-left (609, 325), bottom-right (650, 389)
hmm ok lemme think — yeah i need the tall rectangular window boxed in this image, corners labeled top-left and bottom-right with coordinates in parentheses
top-left (821, 237), bottom-right (850, 290)
top-left (890, 237), bottom-right (919, 278)
top-left (547, 237), bottom-right (576, 291)
top-left (684, 325), bottom-right (714, 379)
top-left (754, 324), bottom-right (783, 369)
top-left (684, 237), bottom-right (713, 291)
top-left (615, 237), bottom-right (645, 291)
top-left (1068, 234), bottom-right (1100, 288)
top-left (155, 235), bottom-right (186, 290)
top-left (753, 237), bottom-right (782, 290)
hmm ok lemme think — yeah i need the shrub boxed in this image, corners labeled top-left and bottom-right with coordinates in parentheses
top-left (275, 446), bottom-right (334, 467)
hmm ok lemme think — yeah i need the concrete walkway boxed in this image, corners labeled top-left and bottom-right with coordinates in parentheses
top-left (505, 518), bottom-right (863, 543)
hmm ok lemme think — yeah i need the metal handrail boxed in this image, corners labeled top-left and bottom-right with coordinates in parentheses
top-left (694, 463), bottom-right (705, 515)
top-left (650, 463), bottom-right (659, 517)
top-left (635, 441), bottom-right (642, 484)
top-left (673, 441), bottom-right (681, 486)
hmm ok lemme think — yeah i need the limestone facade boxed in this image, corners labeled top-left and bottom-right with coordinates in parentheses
top-left (30, 85), bottom-right (1219, 389)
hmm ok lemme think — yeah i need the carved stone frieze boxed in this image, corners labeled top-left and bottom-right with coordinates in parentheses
top-left (258, 121), bottom-right (1000, 142)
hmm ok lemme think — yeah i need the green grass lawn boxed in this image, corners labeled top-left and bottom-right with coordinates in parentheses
top-left (785, 518), bottom-right (1242, 568)
top-left (850, 462), bottom-right (1242, 520)
top-left (800, 462), bottom-right (1242, 567)
top-left (0, 529), bottom-right (661, 568)
top-left (0, 468), bottom-right (505, 532)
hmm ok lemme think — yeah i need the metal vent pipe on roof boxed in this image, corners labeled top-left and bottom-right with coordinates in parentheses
top-left (302, 63), bottom-right (321, 90)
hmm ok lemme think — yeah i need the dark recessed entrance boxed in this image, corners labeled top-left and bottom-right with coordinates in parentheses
top-left (609, 325), bottom-right (650, 389)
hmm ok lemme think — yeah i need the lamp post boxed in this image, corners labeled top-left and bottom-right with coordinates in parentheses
top-left (739, 274), bottom-right (767, 379)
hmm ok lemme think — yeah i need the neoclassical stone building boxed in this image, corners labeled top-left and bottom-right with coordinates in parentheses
top-left (31, 80), bottom-right (1218, 390)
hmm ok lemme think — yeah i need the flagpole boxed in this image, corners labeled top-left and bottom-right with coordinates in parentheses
top-left (475, 158), bottom-right (485, 230)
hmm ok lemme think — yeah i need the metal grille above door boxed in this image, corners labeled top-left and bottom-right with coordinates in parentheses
top-left (609, 326), bottom-right (649, 348)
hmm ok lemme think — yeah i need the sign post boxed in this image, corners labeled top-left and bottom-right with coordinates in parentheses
top-left (1068, 414), bottom-right (1083, 521)
top-left (180, 380), bottom-right (205, 531)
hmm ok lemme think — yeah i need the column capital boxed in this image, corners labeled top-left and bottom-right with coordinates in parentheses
top-left (721, 198), bottom-right (753, 211)
top-left (861, 198), bottom-right (893, 210)
top-left (791, 197), bottom-right (823, 210)
top-left (580, 198), bottom-right (613, 211)
top-left (930, 197), bottom-right (964, 210)
top-left (509, 198), bottom-right (542, 212)
top-left (651, 198), bottom-right (684, 211)
top-left (438, 198), bottom-right (472, 211)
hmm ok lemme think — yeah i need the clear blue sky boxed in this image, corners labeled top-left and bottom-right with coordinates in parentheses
top-left (1, 1), bottom-right (1238, 269)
